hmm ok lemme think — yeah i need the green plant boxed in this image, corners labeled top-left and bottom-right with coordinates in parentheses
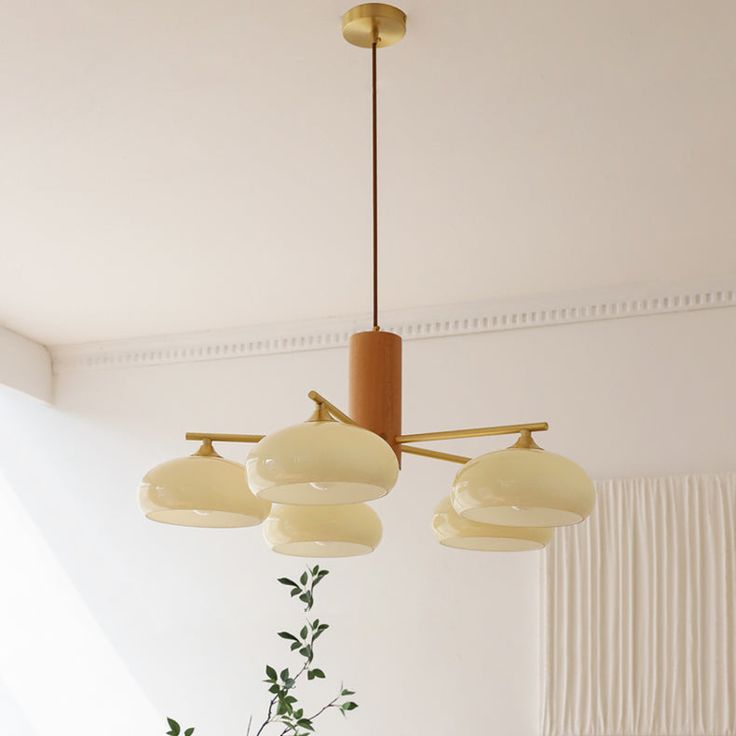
top-left (166, 566), bottom-right (358, 735)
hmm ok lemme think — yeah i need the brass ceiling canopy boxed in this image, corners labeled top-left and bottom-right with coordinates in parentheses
top-left (342, 3), bottom-right (407, 48)
top-left (138, 5), bottom-right (596, 557)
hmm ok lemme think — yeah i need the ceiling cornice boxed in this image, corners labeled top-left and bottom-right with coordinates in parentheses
top-left (50, 281), bottom-right (736, 374)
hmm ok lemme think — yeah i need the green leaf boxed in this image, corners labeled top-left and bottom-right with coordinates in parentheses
top-left (184, 729), bottom-right (195, 736)
top-left (300, 625), bottom-right (308, 640)
top-left (268, 683), bottom-right (280, 694)
top-left (266, 665), bottom-right (277, 681)
top-left (280, 668), bottom-right (290, 682)
top-left (308, 668), bottom-right (325, 679)
top-left (166, 718), bottom-right (181, 736)
top-left (341, 701), bottom-right (358, 711)
top-left (313, 624), bottom-right (329, 640)
top-left (311, 565), bottom-right (320, 575)
top-left (341, 688), bottom-right (355, 696)
top-left (290, 641), bottom-right (301, 651)
top-left (278, 577), bottom-right (298, 587)
top-left (299, 571), bottom-right (308, 585)
top-left (278, 631), bottom-right (299, 641)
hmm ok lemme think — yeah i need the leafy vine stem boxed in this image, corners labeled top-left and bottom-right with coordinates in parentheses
top-left (166, 566), bottom-right (358, 736)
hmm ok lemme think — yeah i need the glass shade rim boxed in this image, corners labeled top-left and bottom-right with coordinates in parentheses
top-left (255, 481), bottom-right (389, 505)
top-left (437, 536), bottom-right (547, 552)
top-left (144, 508), bottom-right (266, 528)
top-left (458, 505), bottom-right (585, 528)
top-left (270, 540), bottom-right (376, 557)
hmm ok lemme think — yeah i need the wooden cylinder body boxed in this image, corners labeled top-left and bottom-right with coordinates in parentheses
top-left (349, 330), bottom-right (402, 463)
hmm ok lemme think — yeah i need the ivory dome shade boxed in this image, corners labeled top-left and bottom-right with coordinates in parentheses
top-left (246, 420), bottom-right (399, 505)
top-left (432, 496), bottom-right (553, 551)
top-left (139, 455), bottom-right (271, 528)
top-left (264, 503), bottom-right (382, 557)
top-left (452, 447), bottom-right (595, 527)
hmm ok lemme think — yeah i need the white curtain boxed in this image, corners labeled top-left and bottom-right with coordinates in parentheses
top-left (541, 473), bottom-right (736, 736)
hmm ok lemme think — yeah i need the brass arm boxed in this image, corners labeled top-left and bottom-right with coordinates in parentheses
top-left (396, 421), bottom-right (549, 444)
top-left (307, 390), bottom-right (357, 425)
top-left (185, 391), bottom-right (355, 446)
top-left (401, 445), bottom-right (470, 465)
top-left (185, 432), bottom-right (265, 443)
top-left (185, 407), bottom-right (544, 456)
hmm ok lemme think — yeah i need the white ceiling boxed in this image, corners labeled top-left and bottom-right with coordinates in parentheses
top-left (1, 1), bottom-right (735, 345)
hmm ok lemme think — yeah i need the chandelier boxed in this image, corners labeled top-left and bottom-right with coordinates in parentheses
top-left (138, 4), bottom-right (595, 557)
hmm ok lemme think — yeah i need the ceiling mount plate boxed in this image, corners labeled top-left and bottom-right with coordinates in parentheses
top-left (342, 3), bottom-right (407, 48)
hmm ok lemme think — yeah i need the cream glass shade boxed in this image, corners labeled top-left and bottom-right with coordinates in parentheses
top-left (432, 496), bottom-right (553, 551)
top-left (264, 503), bottom-right (382, 557)
top-left (246, 420), bottom-right (399, 505)
top-left (139, 454), bottom-right (271, 528)
top-left (452, 447), bottom-right (595, 527)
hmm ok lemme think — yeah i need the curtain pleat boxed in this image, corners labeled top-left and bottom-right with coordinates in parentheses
top-left (541, 473), bottom-right (736, 736)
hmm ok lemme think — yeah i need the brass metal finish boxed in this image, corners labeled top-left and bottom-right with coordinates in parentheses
top-left (307, 402), bottom-right (335, 423)
top-left (401, 445), bottom-right (470, 465)
top-left (396, 422), bottom-right (549, 444)
top-left (511, 429), bottom-right (543, 450)
top-left (184, 415), bottom-right (549, 468)
top-left (342, 4), bottom-right (406, 48)
top-left (185, 432), bottom-right (265, 444)
top-left (192, 438), bottom-right (222, 458)
top-left (307, 390), bottom-right (357, 425)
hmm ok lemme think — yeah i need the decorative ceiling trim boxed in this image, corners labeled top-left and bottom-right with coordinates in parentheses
top-left (50, 282), bottom-right (736, 373)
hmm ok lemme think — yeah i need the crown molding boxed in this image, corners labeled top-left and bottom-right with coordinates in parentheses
top-left (50, 281), bottom-right (736, 373)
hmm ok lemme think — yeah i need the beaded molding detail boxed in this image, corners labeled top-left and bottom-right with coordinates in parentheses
top-left (51, 283), bottom-right (736, 373)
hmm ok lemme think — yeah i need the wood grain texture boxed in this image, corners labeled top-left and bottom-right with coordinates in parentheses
top-left (348, 330), bottom-right (402, 462)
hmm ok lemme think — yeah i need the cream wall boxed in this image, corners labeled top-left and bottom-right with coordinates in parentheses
top-left (1, 306), bottom-right (734, 735)
top-left (0, 327), bottom-right (51, 403)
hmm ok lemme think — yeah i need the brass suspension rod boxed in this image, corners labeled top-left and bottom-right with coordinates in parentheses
top-left (396, 421), bottom-right (549, 444)
top-left (401, 445), bottom-right (470, 465)
top-left (185, 432), bottom-right (265, 444)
